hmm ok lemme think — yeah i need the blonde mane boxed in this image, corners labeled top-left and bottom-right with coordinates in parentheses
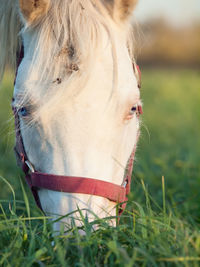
top-left (0, 0), bottom-right (135, 90)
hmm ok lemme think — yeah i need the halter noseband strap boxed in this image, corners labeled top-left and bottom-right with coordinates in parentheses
top-left (13, 45), bottom-right (142, 215)
top-left (12, 107), bottom-right (140, 215)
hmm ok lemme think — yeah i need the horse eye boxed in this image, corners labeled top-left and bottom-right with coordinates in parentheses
top-left (130, 105), bottom-right (137, 115)
top-left (19, 107), bottom-right (28, 117)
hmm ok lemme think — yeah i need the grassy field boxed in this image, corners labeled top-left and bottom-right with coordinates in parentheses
top-left (0, 69), bottom-right (200, 266)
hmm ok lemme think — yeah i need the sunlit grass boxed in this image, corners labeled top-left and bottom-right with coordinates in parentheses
top-left (0, 175), bottom-right (200, 266)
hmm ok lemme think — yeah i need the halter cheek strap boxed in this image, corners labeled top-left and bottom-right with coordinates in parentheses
top-left (12, 104), bottom-right (43, 210)
top-left (13, 45), bottom-right (143, 216)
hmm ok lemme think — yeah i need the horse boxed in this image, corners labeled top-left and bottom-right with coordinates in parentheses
top-left (0, 0), bottom-right (142, 232)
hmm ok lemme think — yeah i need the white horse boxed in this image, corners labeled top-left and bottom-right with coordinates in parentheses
top-left (0, 0), bottom-right (141, 231)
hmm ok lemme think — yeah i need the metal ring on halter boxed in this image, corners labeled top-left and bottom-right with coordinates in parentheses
top-left (25, 160), bottom-right (35, 173)
top-left (122, 181), bottom-right (127, 188)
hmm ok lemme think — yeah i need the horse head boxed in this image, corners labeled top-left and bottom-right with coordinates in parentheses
top-left (1, 0), bottom-right (142, 231)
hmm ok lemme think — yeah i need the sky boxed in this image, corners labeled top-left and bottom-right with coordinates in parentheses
top-left (134, 0), bottom-right (200, 27)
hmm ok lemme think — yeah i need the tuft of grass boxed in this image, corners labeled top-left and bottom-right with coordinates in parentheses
top-left (0, 176), bottom-right (200, 266)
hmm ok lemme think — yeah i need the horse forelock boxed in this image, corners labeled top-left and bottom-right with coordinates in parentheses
top-left (2, 0), bottom-right (135, 120)
top-left (14, 0), bottom-right (134, 114)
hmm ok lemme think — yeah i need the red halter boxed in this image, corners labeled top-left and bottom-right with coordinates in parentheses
top-left (13, 45), bottom-right (142, 215)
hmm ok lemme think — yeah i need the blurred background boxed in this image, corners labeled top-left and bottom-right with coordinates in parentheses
top-left (135, 0), bottom-right (200, 67)
top-left (0, 0), bottom-right (199, 221)
top-left (129, 0), bottom-right (200, 220)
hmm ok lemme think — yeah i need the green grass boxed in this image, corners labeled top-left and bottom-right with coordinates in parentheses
top-left (0, 69), bottom-right (200, 266)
